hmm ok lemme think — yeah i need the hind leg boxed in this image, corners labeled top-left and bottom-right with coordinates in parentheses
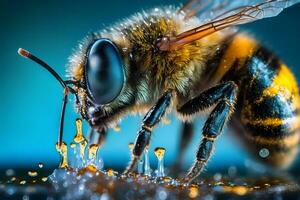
top-left (177, 81), bottom-right (238, 183)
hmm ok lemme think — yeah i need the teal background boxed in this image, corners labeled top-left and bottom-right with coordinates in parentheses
top-left (1, 0), bottom-right (300, 172)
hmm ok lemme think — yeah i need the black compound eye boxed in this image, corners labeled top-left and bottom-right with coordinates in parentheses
top-left (85, 39), bottom-right (124, 105)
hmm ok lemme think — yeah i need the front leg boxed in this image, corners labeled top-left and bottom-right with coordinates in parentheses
top-left (177, 81), bottom-right (238, 183)
top-left (123, 90), bottom-right (173, 175)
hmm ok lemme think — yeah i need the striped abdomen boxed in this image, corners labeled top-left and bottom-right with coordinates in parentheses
top-left (210, 33), bottom-right (300, 168)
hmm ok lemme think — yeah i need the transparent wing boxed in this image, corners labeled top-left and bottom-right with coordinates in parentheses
top-left (180, 0), bottom-right (299, 23)
top-left (158, 0), bottom-right (300, 50)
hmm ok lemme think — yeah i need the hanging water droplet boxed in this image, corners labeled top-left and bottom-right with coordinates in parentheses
top-left (56, 141), bottom-right (69, 169)
top-left (144, 149), bottom-right (151, 176)
top-left (154, 147), bottom-right (166, 177)
top-left (113, 124), bottom-right (121, 132)
top-left (128, 142), bottom-right (134, 152)
top-left (259, 148), bottom-right (269, 158)
top-left (138, 159), bottom-right (144, 174)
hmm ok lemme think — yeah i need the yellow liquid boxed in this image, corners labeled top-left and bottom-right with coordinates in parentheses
top-left (74, 118), bottom-right (85, 143)
top-left (73, 118), bottom-right (88, 158)
top-left (154, 147), bottom-right (166, 160)
top-left (56, 141), bottom-right (69, 169)
top-left (128, 142), bottom-right (134, 151)
top-left (70, 142), bottom-right (76, 148)
top-left (188, 185), bottom-right (199, 198)
top-left (113, 124), bottom-right (121, 132)
top-left (107, 169), bottom-right (114, 177)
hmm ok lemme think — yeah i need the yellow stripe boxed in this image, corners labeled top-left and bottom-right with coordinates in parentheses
top-left (257, 64), bottom-right (299, 104)
top-left (245, 131), bottom-right (300, 146)
top-left (211, 34), bottom-right (258, 84)
top-left (242, 117), bottom-right (296, 127)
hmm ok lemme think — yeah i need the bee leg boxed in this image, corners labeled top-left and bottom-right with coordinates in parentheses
top-left (123, 90), bottom-right (173, 175)
top-left (171, 122), bottom-right (194, 174)
top-left (177, 81), bottom-right (238, 183)
top-left (89, 128), bottom-right (107, 147)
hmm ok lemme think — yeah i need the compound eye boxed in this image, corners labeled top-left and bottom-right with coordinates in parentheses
top-left (85, 39), bottom-right (124, 105)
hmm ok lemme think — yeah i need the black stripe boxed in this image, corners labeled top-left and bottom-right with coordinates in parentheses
top-left (204, 33), bottom-right (238, 80)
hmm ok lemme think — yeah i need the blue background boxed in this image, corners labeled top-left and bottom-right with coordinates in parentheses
top-left (1, 0), bottom-right (300, 172)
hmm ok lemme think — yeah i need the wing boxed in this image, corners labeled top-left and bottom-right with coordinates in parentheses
top-left (158, 0), bottom-right (300, 51)
top-left (180, 0), bottom-right (298, 21)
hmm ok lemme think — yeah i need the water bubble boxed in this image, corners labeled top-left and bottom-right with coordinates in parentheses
top-left (228, 166), bottom-right (237, 177)
top-left (6, 186), bottom-right (16, 195)
top-left (22, 195), bottom-right (29, 200)
top-left (259, 148), bottom-right (270, 158)
top-left (100, 193), bottom-right (110, 200)
top-left (5, 169), bottom-right (15, 176)
top-left (213, 173), bottom-right (222, 181)
top-left (156, 188), bottom-right (168, 200)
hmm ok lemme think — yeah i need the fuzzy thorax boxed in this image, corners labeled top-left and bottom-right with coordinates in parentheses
top-left (68, 7), bottom-right (232, 123)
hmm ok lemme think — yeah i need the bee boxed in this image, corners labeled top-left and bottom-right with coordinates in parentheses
top-left (18, 0), bottom-right (300, 183)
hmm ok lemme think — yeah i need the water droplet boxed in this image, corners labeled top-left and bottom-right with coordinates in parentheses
top-left (259, 148), bottom-right (269, 158)
top-left (154, 147), bottom-right (166, 177)
top-left (41, 177), bottom-right (48, 182)
top-left (38, 162), bottom-right (44, 168)
top-left (128, 142), bottom-right (134, 152)
top-left (56, 141), bottom-right (69, 169)
top-left (213, 173), bottom-right (222, 181)
top-left (228, 166), bottom-right (237, 177)
top-left (113, 124), bottom-right (121, 132)
top-left (22, 195), bottom-right (29, 200)
top-left (20, 180), bottom-right (26, 185)
top-left (28, 171), bottom-right (38, 177)
top-left (144, 149), bottom-right (151, 176)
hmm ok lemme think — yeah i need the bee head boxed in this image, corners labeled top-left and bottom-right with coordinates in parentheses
top-left (85, 38), bottom-right (125, 106)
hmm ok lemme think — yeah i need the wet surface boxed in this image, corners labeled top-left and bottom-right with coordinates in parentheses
top-left (1, 167), bottom-right (300, 200)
